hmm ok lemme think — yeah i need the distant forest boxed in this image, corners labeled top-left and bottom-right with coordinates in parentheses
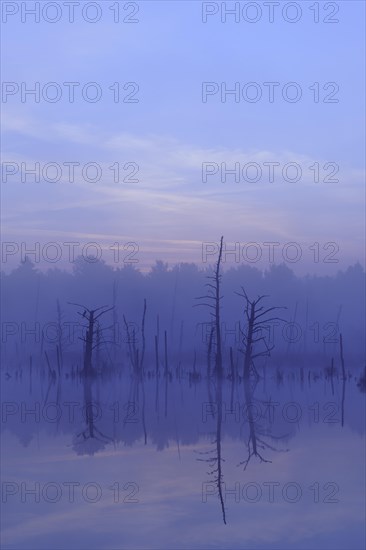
top-left (1, 257), bottom-right (365, 368)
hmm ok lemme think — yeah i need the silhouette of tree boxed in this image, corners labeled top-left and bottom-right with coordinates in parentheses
top-left (68, 303), bottom-right (114, 376)
top-left (236, 289), bottom-right (286, 379)
top-left (196, 236), bottom-right (224, 377)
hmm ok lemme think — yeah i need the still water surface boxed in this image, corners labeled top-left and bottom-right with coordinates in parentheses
top-left (1, 366), bottom-right (365, 549)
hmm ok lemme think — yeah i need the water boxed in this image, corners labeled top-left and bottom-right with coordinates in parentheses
top-left (1, 364), bottom-right (365, 549)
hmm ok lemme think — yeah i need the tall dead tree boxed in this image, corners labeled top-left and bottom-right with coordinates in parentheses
top-left (196, 236), bottom-right (224, 377)
top-left (236, 289), bottom-right (286, 379)
top-left (112, 280), bottom-right (119, 363)
top-left (140, 298), bottom-right (147, 372)
top-left (56, 300), bottom-right (64, 370)
top-left (339, 333), bottom-right (346, 427)
top-left (69, 303), bottom-right (114, 376)
top-left (123, 299), bottom-right (147, 377)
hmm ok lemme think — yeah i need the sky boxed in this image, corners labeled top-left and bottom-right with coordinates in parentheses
top-left (1, 0), bottom-right (365, 274)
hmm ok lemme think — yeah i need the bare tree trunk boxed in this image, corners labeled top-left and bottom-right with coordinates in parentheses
top-left (56, 300), bottom-right (64, 370)
top-left (155, 335), bottom-right (159, 376)
top-left (84, 310), bottom-right (94, 376)
top-left (112, 280), bottom-right (118, 363)
top-left (164, 330), bottom-right (168, 377)
top-left (69, 303), bottom-right (113, 377)
top-left (244, 302), bottom-right (255, 379)
top-left (215, 236), bottom-right (224, 377)
top-left (140, 299), bottom-right (147, 374)
top-left (339, 333), bottom-right (346, 427)
top-left (207, 326), bottom-right (214, 378)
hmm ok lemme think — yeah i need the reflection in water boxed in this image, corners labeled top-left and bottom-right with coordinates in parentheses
top-left (1, 359), bottom-right (365, 549)
top-left (196, 376), bottom-right (227, 524)
top-left (238, 375), bottom-right (289, 472)
top-left (72, 375), bottom-right (115, 455)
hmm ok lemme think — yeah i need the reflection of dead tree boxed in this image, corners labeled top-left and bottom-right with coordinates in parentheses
top-left (357, 367), bottom-right (366, 392)
top-left (237, 291), bottom-right (288, 470)
top-left (73, 376), bottom-right (114, 455)
top-left (164, 330), bottom-right (169, 417)
top-left (123, 301), bottom-right (148, 442)
top-left (127, 373), bottom-right (148, 445)
top-left (236, 289), bottom-right (286, 379)
top-left (196, 376), bottom-right (227, 525)
top-left (196, 236), bottom-right (224, 377)
top-left (69, 303), bottom-right (114, 376)
top-left (238, 377), bottom-right (289, 471)
top-left (155, 316), bottom-right (160, 414)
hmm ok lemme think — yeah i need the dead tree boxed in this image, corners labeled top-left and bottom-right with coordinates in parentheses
top-left (235, 291), bottom-right (288, 469)
top-left (196, 236), bottom-right (224, 377)
top-left (339, 333), bottom-right (346, 427)
top-left (112, 280), bottom-right (119, 363)
top-left (123, 299), bottom-right (147, 377)
top-left (140, 299), bottom-right (147, 372)
top-left (69, 303), bottom-right (114, 376)
top-left (123, 315), bottom-right (138, 374)
top-left (56, 299), bottom-right (64, 370)
top-left (155, 314), bottom-right (160, 376)
top-left (236, 289), bottom-right (286, 379)
top-left (207, 326), bottom-right (215, 377)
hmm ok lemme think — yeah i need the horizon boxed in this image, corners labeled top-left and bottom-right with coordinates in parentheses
top-left (1, 238), bottom-right (365, 275)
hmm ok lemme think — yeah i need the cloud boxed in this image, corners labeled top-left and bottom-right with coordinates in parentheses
top-left (2, 115), bottom-right (364, 273)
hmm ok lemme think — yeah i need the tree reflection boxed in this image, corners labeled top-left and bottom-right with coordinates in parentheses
top-left (196, 375), bottom-right (227, 524)
top-left (72, 376), bottom-right (115, 455)
top-left (238, 375), bottom-right (289, 470)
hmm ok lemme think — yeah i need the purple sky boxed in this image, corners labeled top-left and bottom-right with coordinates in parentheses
top-left (1, 1), bottom-right (365, 274)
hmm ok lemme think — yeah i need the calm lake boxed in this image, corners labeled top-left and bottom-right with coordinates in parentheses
top-left (1, 364), bottom-right (365, 549)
